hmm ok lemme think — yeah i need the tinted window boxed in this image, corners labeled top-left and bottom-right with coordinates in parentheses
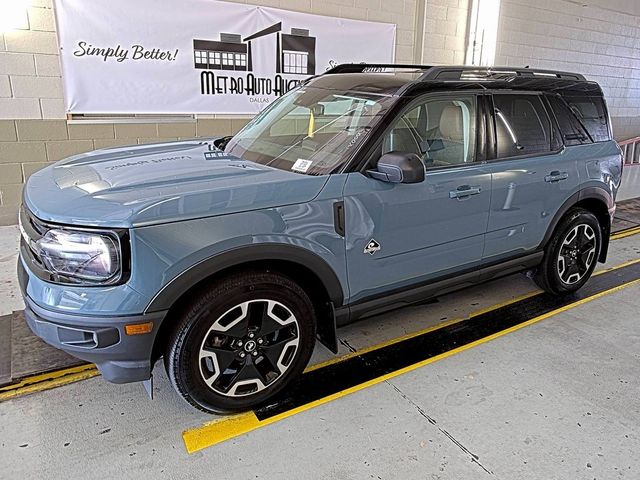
top-left (547, 95), bottom-right (590, 146)
top-left (562, 95), bottom-right (611, 142)
top-left (493, 94), bottom-right (552, 158)
top-left (383, 95), bottom-right (477, 167)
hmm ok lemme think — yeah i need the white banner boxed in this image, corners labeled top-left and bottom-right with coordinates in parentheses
top-left (53, 0), bottom-right (396, 115)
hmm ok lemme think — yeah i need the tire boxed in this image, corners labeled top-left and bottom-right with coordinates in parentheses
top-left (534, 207), bottom-right (602, 295)
top-left (164, 270), bottom-right (316, 413)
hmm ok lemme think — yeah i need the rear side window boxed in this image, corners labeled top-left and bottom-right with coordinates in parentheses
top-left (561, 95), bottom-right (611, 142)
top-left (493, 94), bottom-right (552, 158)
top-left (547, 95), bottom-right (590, 146)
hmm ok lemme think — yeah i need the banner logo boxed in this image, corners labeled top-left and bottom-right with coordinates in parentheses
top-left (193, 22), bottom-right (315, 98)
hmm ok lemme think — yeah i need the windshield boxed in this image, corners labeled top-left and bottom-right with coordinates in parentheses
top-left (224, 86), bottom-right (398, 175)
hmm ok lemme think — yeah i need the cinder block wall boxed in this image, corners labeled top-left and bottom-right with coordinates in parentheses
top-left (0, 0), bottom-right (420, 225)
top-left (494, 0), bottom-right (640, 141)
top-left (421, 0), bottom-right (469, 65)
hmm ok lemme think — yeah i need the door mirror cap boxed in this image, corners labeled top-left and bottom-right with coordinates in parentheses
top-left (367, 151), bottom-right (425, 184)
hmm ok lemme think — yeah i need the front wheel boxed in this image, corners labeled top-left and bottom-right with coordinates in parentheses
top-left (165, 271), bottom-right (316, 413)
top-left (534, 208), bottom-right (602, 295)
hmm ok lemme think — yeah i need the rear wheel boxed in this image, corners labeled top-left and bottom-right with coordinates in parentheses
top-left (165, 271), bottom-right (316, 413)
top-left (534, 208), bottom-right (602, 295)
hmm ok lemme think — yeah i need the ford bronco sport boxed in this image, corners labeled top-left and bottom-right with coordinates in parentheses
top-left (18, 64), bottom-right (622, 413)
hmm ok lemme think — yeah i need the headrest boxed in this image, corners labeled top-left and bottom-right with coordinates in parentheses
top-left (440, 105), bottom-right (464, 141)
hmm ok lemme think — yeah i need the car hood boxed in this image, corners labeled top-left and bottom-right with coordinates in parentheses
top-left (24, 139), bottom-right (329, 228)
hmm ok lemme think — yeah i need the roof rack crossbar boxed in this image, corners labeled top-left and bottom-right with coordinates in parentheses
top-left (323, 63), bottom-right (586, 81)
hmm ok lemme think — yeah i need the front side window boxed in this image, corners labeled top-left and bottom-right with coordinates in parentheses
top-left (224, 86), bottom-right (398, 175)
top-left (493, 94), bottom-right (552, 158)
top-left (382, 94), bottom-right (477, 167)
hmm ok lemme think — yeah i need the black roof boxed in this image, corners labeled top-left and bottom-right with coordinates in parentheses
top-left (307, 64), bottom-right (603, 97)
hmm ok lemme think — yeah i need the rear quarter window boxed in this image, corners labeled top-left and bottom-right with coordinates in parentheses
top-left (561, 94), bottom-right (611, 142)
top-left (546, 95), bottom-right (591, 146)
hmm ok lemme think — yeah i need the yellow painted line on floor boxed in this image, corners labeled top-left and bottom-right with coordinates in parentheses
top-left (304, 288), bottom-right (542, 373)
top-left (611, 225), bottom-right (640, 240)
top-left (594, 257), bottom-right (640, 274)
top-left (304, 256), bottom-right (640, 374)
top-left (0, 364), bottom-right (99, 401)
top-left (183, 276), bottom-right (640, 454)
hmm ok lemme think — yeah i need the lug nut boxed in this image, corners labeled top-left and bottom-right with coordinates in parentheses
top-left (248, 333), bottom-right (255, 339)
top-left (252, 351), bottom-right (258, 356)
top-left (237, 340), bottom-right (243, 347)
top-left (257, 338), bottom-right (264, 345)
top-left (239, 352), bottom-right (246, 358)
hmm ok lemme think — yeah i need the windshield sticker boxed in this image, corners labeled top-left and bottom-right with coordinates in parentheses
top-left (292, 159), bottom-right (312, 173)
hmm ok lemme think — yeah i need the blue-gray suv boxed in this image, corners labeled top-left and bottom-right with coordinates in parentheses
top-left (18, 65), bottom-right (622, 413)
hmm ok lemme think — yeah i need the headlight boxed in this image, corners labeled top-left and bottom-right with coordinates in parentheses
top-left (35, 229), bottom-right (122, 284)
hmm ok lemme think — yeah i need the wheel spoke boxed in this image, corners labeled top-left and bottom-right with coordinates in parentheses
top-left (212, 358), bottom-right (251, 393)
top-left (246, 301), bottom-right (267, 331)
top-left (253, 354), bottom-right (280, 383)
top-left (209, 303), bottom-right (249, 338)
top-left (225, 360), bottom-right (268, 396)
top-left (261, 338), bottom-right (291, 368)
top-left (199, 344), bottom-right (238, 387)
top-left (258, 300), bottom-right (296, 336)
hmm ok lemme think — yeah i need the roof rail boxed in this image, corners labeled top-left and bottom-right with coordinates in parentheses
top-left (323, 63), bottom-right (586, 81)
top-left (324, 63), bottom-right (434, 74)
top-left (420, 66), bottom-right (586, 81)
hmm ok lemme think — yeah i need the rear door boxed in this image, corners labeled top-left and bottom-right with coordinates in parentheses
top-left (483, 92), bottom-right (580, 261)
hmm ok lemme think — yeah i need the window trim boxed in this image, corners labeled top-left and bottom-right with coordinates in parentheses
top-left (486, 91), bottom-right (564, 163)
top-left (355, 91), bottom-right (483, 175)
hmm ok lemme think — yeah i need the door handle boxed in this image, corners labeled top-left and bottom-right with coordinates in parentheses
top-left (544, 171), bottom-right (569, 183)
top-left (449, 185), bottom-right (482, 199)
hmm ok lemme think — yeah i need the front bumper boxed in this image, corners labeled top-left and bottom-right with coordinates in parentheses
top-left (18, 259), bottom-right (167, 384)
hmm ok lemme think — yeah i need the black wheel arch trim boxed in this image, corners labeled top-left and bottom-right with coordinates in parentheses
top-left (144, 244), bottom-right (345, 314)
top-left (540, 186), bottom-right (613, 261)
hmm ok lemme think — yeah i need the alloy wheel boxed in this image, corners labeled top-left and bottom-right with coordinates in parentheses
top-left (557, 223), bottom-right (597, 285)
top-left (198, 299), bottom-right (300, 397)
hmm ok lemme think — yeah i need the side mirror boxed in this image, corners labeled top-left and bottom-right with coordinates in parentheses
top-left (367, 151), bottom-right (425, 184)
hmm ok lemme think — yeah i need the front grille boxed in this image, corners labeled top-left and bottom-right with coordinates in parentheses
top-left (19, 205), bottom-right (56, 282)
top-left (19, 205), bottom-right (46, 268)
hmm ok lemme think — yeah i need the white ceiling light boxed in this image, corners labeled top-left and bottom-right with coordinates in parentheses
top-left (466, 0), bottom-right (501, 66)
top-left (0, 0), bottom-right (31, 32)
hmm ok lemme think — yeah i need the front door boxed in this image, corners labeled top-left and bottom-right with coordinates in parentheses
top-left (343, 93), bottom-right (491, 304)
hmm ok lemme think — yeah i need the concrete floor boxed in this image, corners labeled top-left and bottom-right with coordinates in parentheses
top-left (0, 227), bottom-right (638, 479)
